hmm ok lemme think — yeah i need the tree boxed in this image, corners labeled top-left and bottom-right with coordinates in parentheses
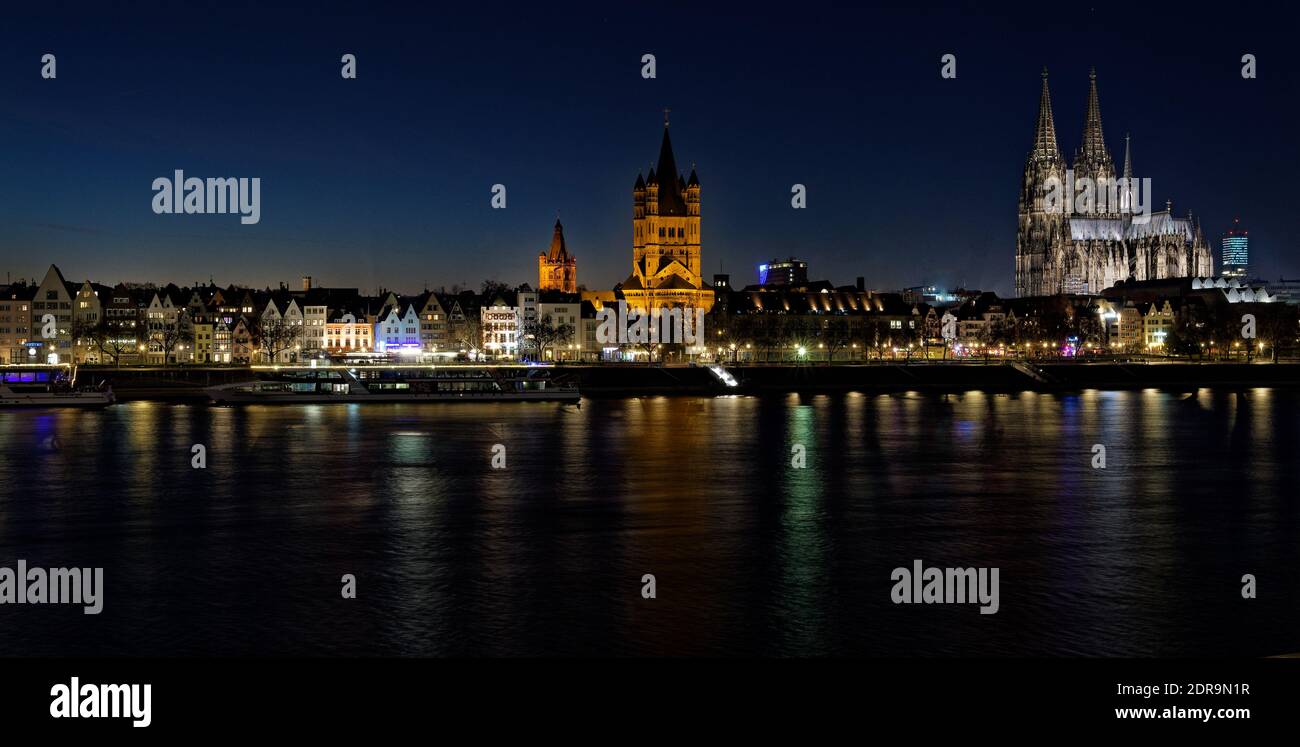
top-left (1256, 303), bottom-right (1299, 363)
top-left (526, 313), bottom-right (575, 361)
top-left (865, 319), bottom-right (891, 361)
top-left (75, 317), bottom-right (136, 367)
top-left (480, 279), bottom-right (511, 298)
top-left (898, 319), bottom-right (919, 362)
top-left (149, 319), bottom-right (195, 365)
top-left (70, 318), bottom-right (107, 364)
top-left (820, 317), bottom-right (851, 363)
top-left (252, 316), bottom-right (297, 363)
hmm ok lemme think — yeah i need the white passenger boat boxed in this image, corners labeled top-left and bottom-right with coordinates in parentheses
top-left (207, 364), bottom-right (580, 404)
top-left (0, 366), bottom-right (115, 408)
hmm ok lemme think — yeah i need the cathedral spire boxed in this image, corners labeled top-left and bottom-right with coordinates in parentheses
top-left (1031, 67), bottom-right (1061, 161)
top-left (1120, 133), bottom-right (1134, 212)
top-left (1076, 67), bottom-right (1112, 172)
top-left (1122, 133), bottom-right (1131, 179)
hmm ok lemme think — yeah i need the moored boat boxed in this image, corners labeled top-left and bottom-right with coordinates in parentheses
top-left (0, 366), bottom-right (115, 408)
top-left (207, 364), bottom-right (579, 403)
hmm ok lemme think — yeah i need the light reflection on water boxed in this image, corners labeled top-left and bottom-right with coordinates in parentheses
top-left (0, 389), bottom-right (1297, 656)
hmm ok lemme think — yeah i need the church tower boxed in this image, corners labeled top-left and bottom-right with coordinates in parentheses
top-left (1016, 68), bottom-right (1068, 297)
top-left (538, 219), bottom-right (577, 293)
top-left (1016, 66), bottom-right (1214, 297)
top-left (622, 112), bottom-right (713, 312)
top-left (1073, 68), bottom-right (1116, 188)
top-left (631, 114), bottom-right (702, 284)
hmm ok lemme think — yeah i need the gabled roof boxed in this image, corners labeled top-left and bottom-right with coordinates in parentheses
top-left (655, 274), bottom-right (698, 290)
top-left (37, 264), bottom-right (74, 298)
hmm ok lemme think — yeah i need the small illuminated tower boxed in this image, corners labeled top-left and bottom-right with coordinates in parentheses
top-left (538, 219), bottom-right (577, 293)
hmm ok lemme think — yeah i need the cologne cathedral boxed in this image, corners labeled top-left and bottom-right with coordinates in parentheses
top-left (1015, 69), bottom-right (1214, 297)
top-left (621, 116), bottom-right (714, 312)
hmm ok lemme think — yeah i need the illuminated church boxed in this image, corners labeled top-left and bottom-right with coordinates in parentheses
top-left (620, 116), bottom-right (714, 312)
top-left (1015, 69), bottom-right (1214, 297)
top-left (538, 219), bottom-right (577, 293)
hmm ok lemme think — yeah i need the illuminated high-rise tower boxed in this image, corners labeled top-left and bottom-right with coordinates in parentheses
top-left (1221, 218), bottom-right (1249, 280)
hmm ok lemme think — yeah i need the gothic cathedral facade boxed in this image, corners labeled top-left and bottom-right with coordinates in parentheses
top-left (1015, 69), bottom-right (1213, 297)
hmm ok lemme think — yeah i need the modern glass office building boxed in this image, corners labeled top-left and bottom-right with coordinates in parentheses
top-left (1221, 217), bottom-right (1249, 279)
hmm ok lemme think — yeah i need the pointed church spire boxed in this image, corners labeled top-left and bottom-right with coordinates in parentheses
top-left (655, 118), bottom-right (687, 216)
top-left (1076, 67), bottom-right (1112, 171)
top-left (1120, 133), bottom-right (1134, 212)
top-left (1122, 132), bottom-right (1132, 180)
top-left (547, 219), bottom-right (568, 260)
top-left (1031, 67), bottom-right (1061, 161)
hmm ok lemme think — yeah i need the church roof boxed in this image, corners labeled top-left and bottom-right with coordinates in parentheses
top-left (654, 125), bottom-right (688, 216)
top-left (1125, 211), bottom-right (1194, 240)
top-left (546, 219), bottom-right (570, 260)
top-left (1068, 212), bottom-right (1194, 242)
top-left (655, 274), bottom-right (699, 290)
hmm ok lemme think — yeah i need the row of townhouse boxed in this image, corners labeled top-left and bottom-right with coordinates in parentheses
top-left (1, 267), bottom-right (604, 364)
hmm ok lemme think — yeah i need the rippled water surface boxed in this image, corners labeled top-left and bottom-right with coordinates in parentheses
top-left (2, 389), bottom-right (1297, 656)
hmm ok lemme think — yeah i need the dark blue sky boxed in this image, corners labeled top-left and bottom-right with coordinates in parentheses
top-left (2, 1), bottom-right (1297, 295)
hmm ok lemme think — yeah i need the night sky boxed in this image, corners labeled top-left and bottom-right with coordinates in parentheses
top-left (2, 2), bottom-right (1297, 296)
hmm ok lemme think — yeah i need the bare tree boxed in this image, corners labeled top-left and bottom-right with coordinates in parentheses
top-left (527, 313), bottom-right (575, 361)
top-left (253, 317), bottom-right (299, 363)
top-left (70, 318), bottom-right (107, 364)
top-left (452, 317), bottom-right (483, 358)
top-left (74, 317), bottom-right (138, 367)
top-left (149, 320), bottom-right (195, 366)
top-left (821, 317), bottom-right (851, 363)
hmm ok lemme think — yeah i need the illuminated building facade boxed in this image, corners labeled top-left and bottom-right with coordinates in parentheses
top-left (538, 220), bottom-right (577, 294)
top-left (621, 116), bottom-right (714, 313)
top-left (758, 258), bottom-right (809, 286)
top-left (1016, 69), bottom-right (1214, 296)
top-left (1221, 218), bottom-right (1249, 280)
